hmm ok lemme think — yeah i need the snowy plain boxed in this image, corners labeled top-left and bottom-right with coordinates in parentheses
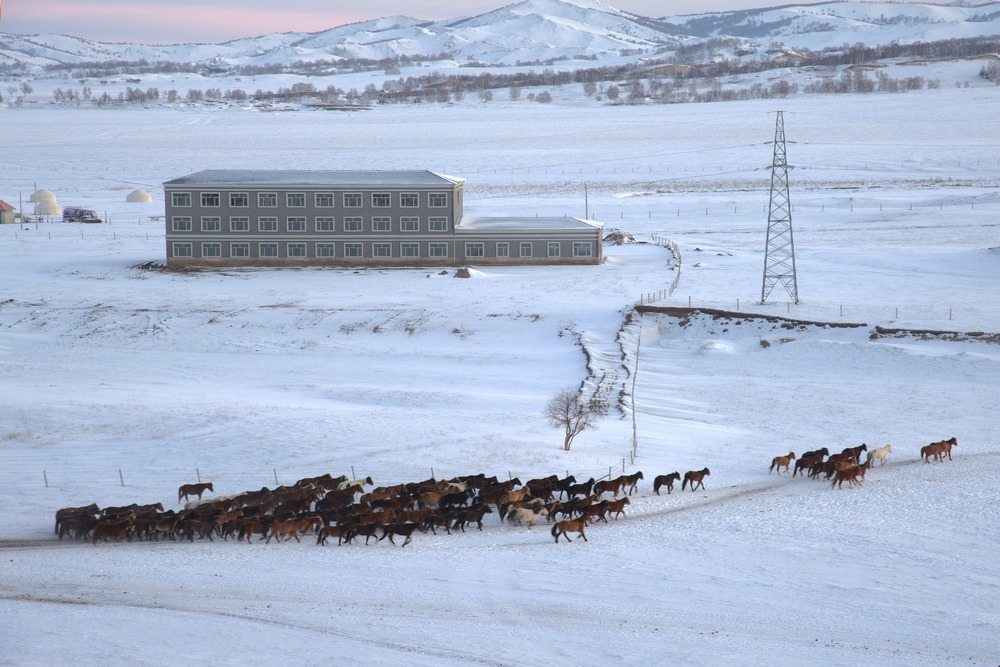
top-left (1, 86), bottom-right (1000, 666)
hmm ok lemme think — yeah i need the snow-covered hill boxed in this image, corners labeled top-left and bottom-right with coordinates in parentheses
top-left (2, 0), bottom-right (999, 68)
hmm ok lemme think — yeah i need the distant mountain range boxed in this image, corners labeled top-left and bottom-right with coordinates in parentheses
top-left (2, 0), bottom-right (999, 69)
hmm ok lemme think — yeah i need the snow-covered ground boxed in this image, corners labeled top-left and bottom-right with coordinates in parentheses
top-left (1, 89), bottom-right (999, 666)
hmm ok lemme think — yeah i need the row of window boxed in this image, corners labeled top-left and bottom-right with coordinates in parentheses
top-left (171, 241), bottom-right (595, 260)
top-left (171, 215), bottom-right (450, 233)
top-left (170, 191), bottom-right (448, 209)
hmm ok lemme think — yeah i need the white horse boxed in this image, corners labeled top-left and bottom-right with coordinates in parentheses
top-left (507, 506), bottom-right (547, 528)
top-left (336, 475), bottom-right (374, 492)
top-left (866, 444), bottom-right (893, 467)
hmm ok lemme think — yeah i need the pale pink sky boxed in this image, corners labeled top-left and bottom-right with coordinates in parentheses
top-left (1, 0), bottom-right (951, 44)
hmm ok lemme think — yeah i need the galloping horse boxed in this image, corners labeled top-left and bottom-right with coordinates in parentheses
top-left (769, 452), bottom-right (796, 475)
top-left (653, 472), bottom-right (681, 495)
top-left (866, 444), bottom-right (892, 467)
top-left (682, 468), bottom-right (711, 492)
top-left (178, 482), bottom-right (214, 504)
top-left (551, 518), bottom-right (588, 543)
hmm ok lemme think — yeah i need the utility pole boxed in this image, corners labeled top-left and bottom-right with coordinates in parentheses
top-left (761, 111), bottom-right (799, 304)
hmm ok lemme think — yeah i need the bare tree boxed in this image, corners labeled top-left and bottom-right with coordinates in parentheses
top-left (545, 388), bottom-right (608, 451)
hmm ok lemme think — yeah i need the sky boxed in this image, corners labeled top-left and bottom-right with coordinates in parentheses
top-left (0, 0), bottom-right (958, 45)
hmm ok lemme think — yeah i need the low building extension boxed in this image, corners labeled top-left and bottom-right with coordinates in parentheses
top-left (163, 170), bottom-right (602, 268)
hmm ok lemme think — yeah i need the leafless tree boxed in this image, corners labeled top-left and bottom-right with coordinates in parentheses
top-left (545, 388), bottom-right (608, 451)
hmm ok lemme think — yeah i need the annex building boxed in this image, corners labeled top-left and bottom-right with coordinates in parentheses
top-left (163, 170), bottom-right (603, 269)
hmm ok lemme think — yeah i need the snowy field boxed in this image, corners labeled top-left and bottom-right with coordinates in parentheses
top-left (2, 88), bottom-right (1000, 666)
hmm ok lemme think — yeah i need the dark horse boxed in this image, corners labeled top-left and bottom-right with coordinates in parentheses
top-left (682, 468), bottom-right (710, 492)
top-left (653, 472), bottom-right (680, 495)
top-left (178, 482), bottom-right (214, 504)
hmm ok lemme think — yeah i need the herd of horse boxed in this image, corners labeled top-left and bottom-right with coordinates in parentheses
top-left (768, 436), bottom-right (957, 489)
top-left (52, 436), bottom-right (957, 546)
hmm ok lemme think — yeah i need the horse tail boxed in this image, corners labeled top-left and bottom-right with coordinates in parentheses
top-left (682, 476), bottom-right (688, 491)
top-left (550, 523), bottom-right (559, 538)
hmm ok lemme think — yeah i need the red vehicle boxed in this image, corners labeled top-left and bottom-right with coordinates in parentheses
top-left (62, 207), bottom-right (102, 223)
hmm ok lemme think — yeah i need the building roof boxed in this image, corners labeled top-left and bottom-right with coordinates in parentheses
top-left (456, 216), bottom-right (602, 232)
top-left (0, 200), bottom-right (15, 212)
top-left (163, 170), bottom-right (465, 188)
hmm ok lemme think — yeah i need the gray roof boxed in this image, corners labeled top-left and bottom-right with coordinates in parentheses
top-left (163, 169), bottom-right (464, 188)
top-left (456, 216), bottom-right (602, 231)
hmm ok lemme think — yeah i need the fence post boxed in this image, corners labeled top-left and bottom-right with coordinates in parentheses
top-left (119, 469), bottom-right (125, 487)
top-left (273, 468), bottom-right (279, 485)
top-left (43, 471), bottom-right (49, 488)
top-left (196, 468), bottom-right (201, 484)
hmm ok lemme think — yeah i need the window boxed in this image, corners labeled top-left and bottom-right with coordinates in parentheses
top-left (344, 243), bottom-right (363, 258)
top-left (400, 216), bottom-right (419, 232)
top-left (259, 243), bottom-right (278, 258)
top-left (344, 216), bottom-right (362, 232)
top-left (373, 243), bottom-right (392, 258)
top-left (372, 216), bottom-right (391, 232)
top-left (287, 243), bottom-right (307, 258)
top-left (372, 193), bottom-right (390, 207)
top-left (429, 216), bottom-right (448, 232)
top-left (286, 192), bottom-right (306, 208)
top-left (316, 243), bottom-right (335, 258)
top-left (172, 242), bottom-right (192, 257)
top-left (429, 193), bottom-right (448, 207)
top-left (548, 242), bottom-right (561, 257)
top-left (201, 216), bottom-right (221, 232)
top-left (231, 242), bottom-right (250, 258)
top-left (573, 242), bottom-right (593, 258)
top-left (230, 192), bottom-right (249, 207)
top-left (287, 216), bottom-right (307, 232)
top-left (465, 242), bottom-right (484, 258)
top-left (201, 242), bottom-right (222, 258)
top-left (230, 216), bottom-right (249, 232)
top-left (201, 192), bottom-right (220, 207)
top-left (520, 242), bottom-right (533, 258)
top-left (400, 193), bottom-right (419, 208)
top-left (429, 243), bottom-right (448, 258)
top-left (172, 216), bottom-right (192, 232)
top-left (316, 217), bottom-right (335, 232)
top-left (171, 192), bottom-right (191, 207)
top-left (344, 193), bottom-right (362, 207)
top-left (258, 217), bottom-right (278, 232)
top-left (316, 193), bottom-right (335, 208)
top-left (401, 243), bottom-right (419, 258)
top-left (258, 192), bottom-right (277, 207)
top-left (496, 242), bottom-right (509, 258)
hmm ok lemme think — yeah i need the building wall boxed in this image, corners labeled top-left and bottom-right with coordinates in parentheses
top-left (163, 174), bottom-right (600, 268)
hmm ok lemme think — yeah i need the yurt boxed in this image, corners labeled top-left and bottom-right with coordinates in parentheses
top-left (35, 200), bottom-right (63, 217)
top-left (126, 188), bottom-right (153, 203)
top-left (30, 188), bottom-right (57, 203)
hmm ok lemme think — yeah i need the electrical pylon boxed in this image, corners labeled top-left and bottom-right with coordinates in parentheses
top-left (761, 111), bottom-right (799, 304)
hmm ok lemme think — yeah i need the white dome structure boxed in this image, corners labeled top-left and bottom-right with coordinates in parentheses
top-left (126, 188), bottom-right (154, 203)
top-left (30, 189), bottom-right (57, 203)
top-left (35, 201), bottom-right (63, 216)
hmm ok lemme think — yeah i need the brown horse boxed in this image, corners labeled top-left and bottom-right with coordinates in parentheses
top-left (551, 518), bottom-right (588, 543)
top-left (606, 496), bottom-right (630, 520)
top-left (178, 482), bottom-right (214, 504)
top-left (653, 472), bottom-right (680, 495)
top-left (593, 477), bottom-right (627, 498)
top-left (932, 437), bottom-right (958, 461)
top-left (921, 443), bottom-right (946, 463)
top-left (55, 503), bottom-right (99, 535)
top-left (379, 521), bottom-right (421, 547)
top-left (769, 452), bottom-right (796, 475)
top-left (682, 468), bottom-right (710, 492)
top-left (621, 471), bottom-right (644, 495)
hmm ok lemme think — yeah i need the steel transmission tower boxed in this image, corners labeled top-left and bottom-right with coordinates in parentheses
top-left (761, 111), bottom-right (799, 304)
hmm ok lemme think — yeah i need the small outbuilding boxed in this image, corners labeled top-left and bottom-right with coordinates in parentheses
top-left (126, 188), bottom-right (153, 203)
top-left (30, 189), bottom-right (57, 203)
top-left (0, 200), bottom-right (16, 224)
top-left (35, 201), bottom-right (63, 218)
